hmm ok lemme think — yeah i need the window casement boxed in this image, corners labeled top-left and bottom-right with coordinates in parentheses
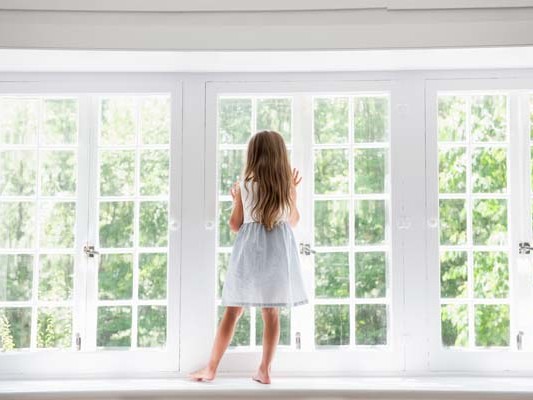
top-left (426, 79), bottom-right (533, 372)
top-left (199, 81), bottom-right (405, 373)
top-left (0, 78), bottom-right (181, 376)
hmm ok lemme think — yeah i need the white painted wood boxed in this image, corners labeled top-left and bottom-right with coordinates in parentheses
top-left (391, 0), bottom-right (533, 9)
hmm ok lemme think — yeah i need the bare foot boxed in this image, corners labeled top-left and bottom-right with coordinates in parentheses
top-left (252, 367), bottom-right (271, 384)
top-left (188, 366), bottom-right (216, 382)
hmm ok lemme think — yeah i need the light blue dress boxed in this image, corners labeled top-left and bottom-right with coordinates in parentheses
top-left (221, 179), bottom-right (309, 307)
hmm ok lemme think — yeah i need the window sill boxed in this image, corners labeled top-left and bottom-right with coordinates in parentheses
top-left (1, 376), bottom-right (533, 400)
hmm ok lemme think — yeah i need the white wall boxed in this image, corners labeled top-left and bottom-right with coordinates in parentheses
top-left (0, 2), bottom-right (533, 51)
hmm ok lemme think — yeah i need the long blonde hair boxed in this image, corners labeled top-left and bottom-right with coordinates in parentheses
top-left (243, 131), bottom-right (293, 231)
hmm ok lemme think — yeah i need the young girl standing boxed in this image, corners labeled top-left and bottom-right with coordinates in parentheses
top-left (189, 130), bottom-right (309, 384)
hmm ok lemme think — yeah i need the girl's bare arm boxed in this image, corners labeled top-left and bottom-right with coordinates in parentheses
top-left (229, 182), bottom-right (244, 232)
top-left (288, 168), bottom-right (302, 228)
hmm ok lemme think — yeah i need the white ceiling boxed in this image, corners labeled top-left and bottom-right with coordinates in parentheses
top-left (1, 47), bottom-right (533, 72)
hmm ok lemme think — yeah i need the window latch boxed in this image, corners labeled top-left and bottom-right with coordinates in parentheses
top-left (295, 331), bottom-right (301, 350)
top-left (83, 244), bottom-right (100, 258)
top-left (299, 243), bottom-right (315, 256)
top-left (75, 333), bottom-right (82, 351)
top-left (519, 242), bottom-right (532, 255)
top-left (517, 331), bottom-right (524, 350)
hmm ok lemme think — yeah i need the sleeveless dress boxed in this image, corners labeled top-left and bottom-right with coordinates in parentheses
top-left (221, 179), bottom-right (309, 307)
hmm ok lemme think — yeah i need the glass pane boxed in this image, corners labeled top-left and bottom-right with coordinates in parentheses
top-left (219, 98), bottom-right (252, 144)
top-left (98, 254), bottom-right (133, 300)
top-left (218, 149), bottom-right (245, 195)
top-left (354, 97), bottom-right (388, 143)
top-left (473, 252), bottom-right (509, 299)
top-left (354, 148), bottom-right (386, 194)
top-left (37, 307), bottom-right (72, 349)
top-left (40, 150), bottom-right (77, 196)
top-left (0, 98), bottom-right (39, 144)
top-left (472, 147), bottom-right (507, 193)
top-left (0, 202), bottom-right (35, 248)
top-left (354, 200), bottom-right (386, 245)
top-left (39, 202), bottom-right (76, 248)
top-left (471, 95), bottom-right (507, 142)
top-left (314, 252), bottom-right (349, 298)
top-left (99, 201), bottom-right (134, 248)
top-left (43, 99), bottom-right (78, 145)
top-left (438, 96), bottom-right (467, 142)
top-left (218, 201), bottom-right (236, 247)
top-left (439, 147), bottom-right (466, 193)
top-left (97, 306), bottom-right (132, 347)
top-left (100, 97), bottom-right (136, 145)
top-left (314, 149), bottom-right (349, 194)
top-left (139, 201), bottom-right (168, 247)
top-left (138, 253), bottom-right (167, 300)
top-left (99, 150), bottom-right (135, 196)
top-left (140, 96), bottom-right (170, 145)
top-left (355, 252), bottom-right (386, 298)
top-left (314, 200), bottom-right (349, 246)
top-left (472, 199), bottom-right (507, 245)
top-left (314, 97), bottom-right (349, 144)
top-left (0, 150), bottom-right (37, 196)
top-left (0, 255), bottom-right (32, 301)
top-left (217, 253), bottom-right (230, 298)
top-left (256, 307), bottom-right (291, 346)
top-left (314, 305), bottom-right (349, 346)
top-left (218, 306), bottom-right (250, 347)
top-left (475, 304), bottom-right (509, 347)
top-left (0, 307), bottom-right (31, 350)
top-left (140, 150), bottom-right (169, 196)
top-left (439, 199), bottom-right (467, 245)
top-left (441, 304), bottom-right (468, 347)
top-left (138, 305), bottom-right (166, 348)
top-left (355, 304), bottom-right (387, 345)
top-left (38, 254), bottom-right (73, 301)
top-left (256, 98), bottom-right (292, 142)
top-left (440, 251), bottom-right (467, 298)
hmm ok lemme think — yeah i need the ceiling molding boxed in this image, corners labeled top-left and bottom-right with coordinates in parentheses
top-left (1, 0), bottom-right (532, 12)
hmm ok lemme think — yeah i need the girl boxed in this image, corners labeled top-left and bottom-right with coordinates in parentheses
top-left (189, 130), bottom-right (309, 384)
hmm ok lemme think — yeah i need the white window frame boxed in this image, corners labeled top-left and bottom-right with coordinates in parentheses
top-left (0, 76), bottom-right (182, 377)
top-left (196, 80), bottom-right (405, 373)
top-left (425, 78), bottom-right (533, 372)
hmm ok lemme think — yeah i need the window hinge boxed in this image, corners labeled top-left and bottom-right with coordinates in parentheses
top-left (75, 333), bottom-right (82, 351)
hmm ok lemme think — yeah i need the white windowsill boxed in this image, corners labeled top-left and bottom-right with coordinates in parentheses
top-left (2, 376), bottom-right (533, 399)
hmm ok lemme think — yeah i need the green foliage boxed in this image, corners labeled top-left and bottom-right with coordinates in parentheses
top-left (355, 252), bottom-right (386, 298)
top-left (0, 98), bottom-right (39, 144)
top-left (0, 312), bottom-right (15, 351)
top-left (0, 255), bottom-right (33, 301)
top-left (139, 201), bottom-right (168, 247)
top-left (97, 306), bottom-right (132, 347)
top-left (43, 99), bottom-right (78, 144)
top-left (99, 201), bottom-right (134, 248)
top-left (475, 305), bottom-right (509, 347)
top-left (39, 255), bottom-right (73, 301)
top-left (139, 253), bottom-right (167, 300)
top-left (314, 149), bottom-right (349, 194)
top-left (257, 98), bottom-right (292, 141)
top-left (354, 148), bottom-right (386, 194)
top-left (354, 97), bottom-right (388, 143)
top-left (314, 200), bottom-right (349, 246)
top-left (440, 251), bottom-right (467, 298)
top-left (140, 96), bottom-right (170, 145)
top-left (0, 150), bottom-right (37, 195)
top-left (472, 147), bottom-right (507, 193)
top-left (140, 150), bottom-right (169, 196)
top-left (0, 308), bottom-right (31, 349)
top-left (315, 253), bottom-right (349, 298)
top-left (472, 199), bottom-right (507, 245)
top-left (354, 200), bottom-right (385, 244)
top-left (99, 150), bottom-right (135, 196)
top-left (439, 199), bottom-right (467, 245)
top-left (138, 306), bottom-right (166, 348)
top-left (314, 97), bottom-right (349, 144)
top-left (218, 150), bottom-right (245, 195)
top-left (218, 98), bottom-right (252, 144)
top-left (439, 147), bottom-right (466, 193)
top-left (40, 150), bottom-right (77, 196)
top-left (356, 304), bottom-right (387, 345)
top-left (315, 305), bottom-right (349, 346)
top-left (40, 202), bottom-right (76, 248)
top-left (438, 96), bottom-right (466, 141)
top-left (473, 252), bottom-right (508, 299)
top-left (37, 307), bottom-right (72, 349)
top-left (100, 97), bottom-right (136, 145)
top-left (471, 95), bottom-right (507, 142)
top-left (441, 304), bottom-right (468, 347)
top-left (99, 254), bottom-right (133, 300)
top-left (0, 201), bottom-right (35, 248)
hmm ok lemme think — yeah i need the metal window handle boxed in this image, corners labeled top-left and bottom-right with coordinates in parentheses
top-left (299, 243), bottom-right (316, 256)
top-left (519, 242), bottom-right (532, 255)
top-left (517, 331), bottom-right (524, 350)
top-left (83, 245), bottom-right (100, 258)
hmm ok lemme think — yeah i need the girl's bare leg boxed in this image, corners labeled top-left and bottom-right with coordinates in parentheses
top-left (188, 306), bottom-right (244, 381)
top-left (253, 307), bottom-right (280, 384)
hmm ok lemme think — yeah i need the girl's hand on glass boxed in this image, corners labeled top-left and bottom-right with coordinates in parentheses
top-left (291, 168), bottom-right (302, 198)
top-left (230, 181), bottom-right (241, 201)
